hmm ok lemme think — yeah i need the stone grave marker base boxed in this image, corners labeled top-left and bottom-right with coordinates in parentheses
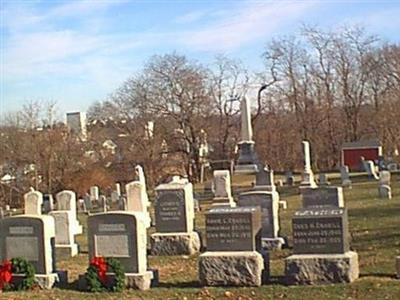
top-left (12, 272), bottom-right (67, 289)
top-left (78, 269), bottom-right (158, 291)
top-left (285, 251), bottom-right (359, 285)
top-left (199, 251), bottom-right (264, 287)
top-left (262, 237), bottom-right (286, 250)
top-left (396, 256), bottom-right (400, 279)
top-left (150, 231), bottom-right (201, 255)
top-left (234, 164), bottom-right (258, 174)
top-left (55, 243), bottom-right (79, 259)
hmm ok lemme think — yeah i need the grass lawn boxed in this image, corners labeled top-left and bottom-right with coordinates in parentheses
top-left (2, 173), bottom-right (400, 299)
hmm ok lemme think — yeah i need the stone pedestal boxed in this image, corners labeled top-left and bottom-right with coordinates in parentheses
top-left (235, 142), bottom-right (258, 174)
top-left (199, 251), bottom-right (264, 286)
top-left (14, 272), bottom-right (64, 289)
top-left (211, 197), bottom-right (236, 207)
top-left (78, 270), bottom-right (157, 291)
top-left (150, 232), bottom-right (201, 255)
top-left (396, 256), bottom-right (400, 279)
top-left (285, 251), bottom-right (359, 285)
top-left (55, 244), bottom-right (79, 259)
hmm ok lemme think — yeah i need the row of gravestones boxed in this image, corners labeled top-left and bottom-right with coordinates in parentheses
top-left (1, 172), bottom-right (399, 290)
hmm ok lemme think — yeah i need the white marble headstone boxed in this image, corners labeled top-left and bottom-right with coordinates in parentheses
top-left (24, 191), bottom-right (43, 215)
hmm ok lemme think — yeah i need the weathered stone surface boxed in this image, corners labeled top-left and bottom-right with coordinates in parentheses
top-left (396, 256), bottom-right (400, 279)
top-left (285, 251), bottom-right (359, 285)
top-left (379, 185), bottom-right (392, 199)
top-left (150, 232), bottom-right (201, 255)
top-left (199, 251), bottom-right (264, 286)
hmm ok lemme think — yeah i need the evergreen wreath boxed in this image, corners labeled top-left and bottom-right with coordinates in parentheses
top-left (85, 257), bottom-right (125, 292)
top-left (0, 257), bottom-right (36, 291)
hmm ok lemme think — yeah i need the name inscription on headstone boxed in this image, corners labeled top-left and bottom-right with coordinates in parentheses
top-left (301, 187), bottom-right (343, 208)
top-left (206, 207), bottom-right (261, 251)
top-left (155, 190), bottom-right (186, 232)
top-left (292, 207), bottom-right (349, 254)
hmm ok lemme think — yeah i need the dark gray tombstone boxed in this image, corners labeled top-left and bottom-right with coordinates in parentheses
top-left (256, 165), bottom-right (271, 186)
top-left (87, 212), bottom-right (147, 274)
top-left (292, 207), bottom-right (349, 254)
top-left (0, 215), bottom-right (56, 274)
top-left (42, 194), bottom-right (54, 213)
top-left (205, 206), bottom-right (261, 252)
top-left (238, 191), bottom-right (278, 239)
top-left (301, 187), bottom-right (344, 208)
top-left (285, 171), bottom-right (294, 186)
top-left (155, 189), bottom-right (187, 233)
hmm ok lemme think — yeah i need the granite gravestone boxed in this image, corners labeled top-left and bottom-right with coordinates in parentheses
top-left (199, 206), bottom-right (265, 287)
top-left (285, 171), bottom-right (295, 186)
top-left (205, 206), bottom-right (261, 252)
top-left (42, 194), bottom-right (54, 213)
top-left (255, 165), bottom-right (276, 191)
top-left (90, 186), bottom-right (99, 202)
top-left (151, 177), bottom-right (200, 255)
top-left (301, 187), bottom-right (344, 208)
top-left (0, 215), bottom-right (61, 289)
top-left (238, 191), bottom-right (285, 249)
top-left (292, 207), bottom-right (349, 254)
top-left (24, 191), bottom-right (43, 215)
top-left (212, 170), bottom-right (235, 207)
top-left (155, 189), bottom-right (188, 233)
top-left (285, 206), bottom-right (359, 284)
top-left (318, 173), bottom-right (330, 186)
top-left (86, 212), bottom-right (155, 290)
top-left (125, 181), bottom-right (151, 228)
top-left (340, 165), bottom-right (352, 188)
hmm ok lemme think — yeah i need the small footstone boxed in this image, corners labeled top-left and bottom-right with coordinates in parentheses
top-left (199, 251), bottom-right (264, 287)
top-left (285, 251), bottom-right (359, 285)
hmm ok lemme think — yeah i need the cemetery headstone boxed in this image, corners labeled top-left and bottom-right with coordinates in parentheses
top-left (90, 186), bottom-right (99, 203)
top-left (49, 190), bottom-right (82, 258)
top-left (0, 215), bottom-right (66, 289)
top-left (211, 170), bottom-right (236, 207)
top-left (364, 160), bottom-right (379, 180)
top-left (378, 170), bottom-right (392, 199)
top-left (285, 206), bottom-right (359, 284)
top-left (199, 206), bottom-right (265, 286)
top-left (83, 212), bottom-right (157, 290)
top-left (42, 194), bottom-right (54, 213)
top-left (254, 165), bottom-right (276, 191)
top-left (301, 186), bottom-right (344, 208)
top-left (125, 181), bottom-right (151, 228)
top-left (300, 141), bottom-right (317, 188)
top-left (285, 171), bottom-right (295, 186)
top-left (340, 165), bottom-right (352, 188)
top-left (235, 97), bottom-right (258, 174)
top-left (150, 176), bottom-right (200, 255)
top-left (24, 190), bottom-right (43, 215)
top-left (238, 190), bottom-right (285, 249)
top-left (318, 173), bottom-right (330, 186)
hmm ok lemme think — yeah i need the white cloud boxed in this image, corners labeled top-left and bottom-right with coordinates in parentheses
top-left (178, 1), bottom-right (318, 51)
top-left (174, 10), bottom-right (208, 24)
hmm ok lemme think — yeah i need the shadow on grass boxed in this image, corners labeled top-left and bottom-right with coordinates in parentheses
top-left (360, 273), bottom-right (397, 279)
top-left (157, 280), bottom-right (200, 288)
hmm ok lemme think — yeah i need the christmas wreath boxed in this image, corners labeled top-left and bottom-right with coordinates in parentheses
top-left (0, 258), bottom-right (36, 291)
top-left (85, 257), bottom-right (125, 292)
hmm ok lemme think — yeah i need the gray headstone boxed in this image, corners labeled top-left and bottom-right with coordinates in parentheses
top-left (238, 191), bottom-right (279, 239)
top-left (42, 194), bottom-right (54, 213)
top-left (0, 215), bottom-right (56, 274)
top-left (87, 212), bottom-right (147, 274)
top-left (255, 165), bottom-right (273, 186)
top-left (155, 190), bottom-right (187, 233)
top-left (205, 207), bottom-right (261, 252)
top-left (285, 171), bottom-right (294, 186)
top-left (292, 207), bottom-right (349, 254)
top-left (301, 187), bottom-right (344, 208)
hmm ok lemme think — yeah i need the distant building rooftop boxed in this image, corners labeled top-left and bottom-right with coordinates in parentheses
top-left (342, 140), bottom-right (381, 149)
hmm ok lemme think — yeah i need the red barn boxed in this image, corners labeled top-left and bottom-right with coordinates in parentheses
top-left (341, 140), bottom-right (382, 171)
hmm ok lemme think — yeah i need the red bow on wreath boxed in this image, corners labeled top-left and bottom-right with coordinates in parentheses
top-left (0, 260), bottom-right (12, 290)
top-left (90, 257), bottom-right (107, 284)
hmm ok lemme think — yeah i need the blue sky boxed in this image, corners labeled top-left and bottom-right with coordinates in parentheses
top-left (1, 0), bottom-right (400, 115)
